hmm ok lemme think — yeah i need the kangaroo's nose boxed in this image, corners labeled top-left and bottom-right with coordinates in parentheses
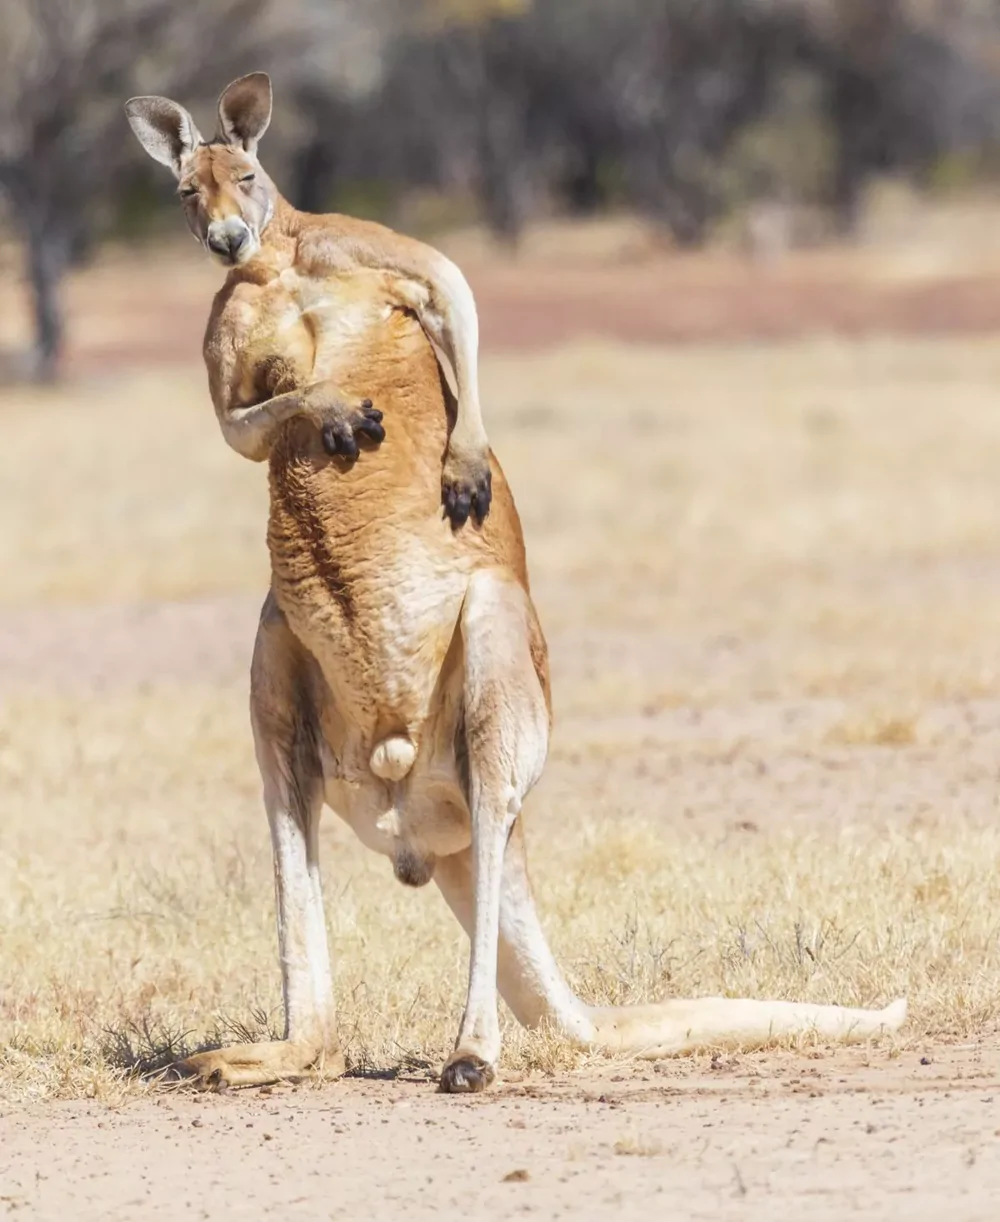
top-left (207, 229), bottom-right (247, 259)
top-left (206, 219), bottom-right (250, 262)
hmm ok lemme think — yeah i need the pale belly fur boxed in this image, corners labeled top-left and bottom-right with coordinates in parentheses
top-left (320, 540), bottom-right (474, 884)
top-left (277, 516), bottom-right (482, 888)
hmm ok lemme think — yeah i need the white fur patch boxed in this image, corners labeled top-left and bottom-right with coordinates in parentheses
top-left (370, 735), bottom-right (417, 782)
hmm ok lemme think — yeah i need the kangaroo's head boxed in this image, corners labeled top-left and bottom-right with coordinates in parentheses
top-left (126, 73), bottom-right (277, 268)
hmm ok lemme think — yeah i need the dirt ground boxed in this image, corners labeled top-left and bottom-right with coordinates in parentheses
top-left (4, 220), bottom-right (1000, 1218)
top-left (3, 1044), bottom-right (1000, 1221)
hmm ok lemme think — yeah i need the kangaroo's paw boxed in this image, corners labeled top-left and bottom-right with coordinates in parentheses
top-left (442, 445), bottom-right (492, 528)
top-left (320, 398), bottom-right (385, 461)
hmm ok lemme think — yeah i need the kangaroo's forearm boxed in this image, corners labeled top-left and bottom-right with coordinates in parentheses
top-left (422, 257), bottom-right (488, 457)
top-left (217, 387), bottom-right (316, 462)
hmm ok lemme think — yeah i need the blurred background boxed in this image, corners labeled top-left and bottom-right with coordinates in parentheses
top-left (4, 0), bottom-right (1000, 1109)
top-left (3, 0), bottom-right (1000, 376)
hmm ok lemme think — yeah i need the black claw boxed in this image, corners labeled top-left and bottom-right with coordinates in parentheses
top-left (443, 466), bottom-right (492, 528)
top-left (452, 491), bottom-right (472, 527)
top-left (473, 474), bottom-right (492, 524)
top-left (321, 423), bottom-right (339, 456)
top-left (360, 398), bottom-right (373, 410)
top-left (322, 406), bottom-right (386, 459)
top-left (357, 419), bottom-right (385, 443)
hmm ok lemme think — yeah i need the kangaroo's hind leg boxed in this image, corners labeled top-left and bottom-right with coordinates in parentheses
top-left (437, 568), bottom-right (550, 1093)
top-left (171, 594), bottom-right (343, 1089)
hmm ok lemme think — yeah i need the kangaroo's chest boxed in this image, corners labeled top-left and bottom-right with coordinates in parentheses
top-left (239, 269), bottom-right (476, 814)
top-left (231, 267), bottom-right (395, 402)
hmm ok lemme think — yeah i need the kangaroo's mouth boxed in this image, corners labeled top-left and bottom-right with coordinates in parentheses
top-left (205, 219), bottom-right (257, 267)
top-left (208, 247), bottom-right (250, 268)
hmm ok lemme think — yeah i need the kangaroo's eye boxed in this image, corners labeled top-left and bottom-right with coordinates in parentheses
top-left (179, 186), bottom-right (198, 199)
top-left (239, 173), bottom-right (256, 184)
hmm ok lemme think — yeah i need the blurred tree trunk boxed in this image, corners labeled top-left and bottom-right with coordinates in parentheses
top-left (475, 97), bottom-right (531, 248)
top-left (437, 17), bottom-right (536, 250)
top-left (25, 215), bottom-right (68, 381)
top-left (828, 64), bottom-right (879, 237)
top-left (0, 161), bottom-right (69, 378)
top-left (561, 142), bottom-right (604, 215)
top-left (289, 86), bottom-right (350, 215)
top-left (0, 0), bottom-right (293, 382)
top-left (291, 132), bottom-right (341, 215)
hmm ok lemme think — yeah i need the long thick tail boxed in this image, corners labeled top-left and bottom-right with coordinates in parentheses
top-left (583, 996), bottom-right (907, 1058)
top-left (434, 821), bottom-right (906, 1058)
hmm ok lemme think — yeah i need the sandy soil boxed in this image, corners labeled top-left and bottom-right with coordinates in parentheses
top-left (3, 1046), bottom-right (999, 1221)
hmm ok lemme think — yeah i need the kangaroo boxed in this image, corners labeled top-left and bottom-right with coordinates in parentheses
top-left (126, 72), bottom-right (490, 527)
top-left (123, 86), bottom-right (906, 1095)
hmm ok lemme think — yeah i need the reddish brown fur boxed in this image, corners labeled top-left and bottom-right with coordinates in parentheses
top-left (261, 301), bottom-right (549, 721)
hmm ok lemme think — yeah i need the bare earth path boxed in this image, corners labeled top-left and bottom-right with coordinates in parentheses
top-left (3, 1046), bottom-right (1000, 1221)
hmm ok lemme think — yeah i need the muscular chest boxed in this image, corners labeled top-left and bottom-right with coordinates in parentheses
top-left (223, 268), bottom-right (395, 404)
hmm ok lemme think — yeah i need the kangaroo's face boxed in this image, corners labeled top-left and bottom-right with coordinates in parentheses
top-left (126, 72), bottom-right (276, 269)
top-left (176, 142), bottom-right (276, 267)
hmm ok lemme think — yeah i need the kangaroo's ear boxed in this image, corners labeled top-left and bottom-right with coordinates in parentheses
top-left (216, 72), bottom-right (272, 153)
top-left (125, 96), bottom-right (203, 177)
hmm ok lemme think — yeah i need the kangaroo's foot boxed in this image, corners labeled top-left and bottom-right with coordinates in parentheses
top-left (165, 1039), bottom-right (346, 1091)
top-left (439, 1051), bottom-right (496, 1094)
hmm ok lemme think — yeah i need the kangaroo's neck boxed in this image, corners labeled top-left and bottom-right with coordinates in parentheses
top-left (227, 194), bottom-right (303, 282)
top-left (259, 194), bottom-right (299, 261)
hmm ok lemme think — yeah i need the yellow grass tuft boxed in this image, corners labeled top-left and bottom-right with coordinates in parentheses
top-left (825, 707), bottom-right (921, 747)
top-left (613, 1133), bottom-right (665, 1157)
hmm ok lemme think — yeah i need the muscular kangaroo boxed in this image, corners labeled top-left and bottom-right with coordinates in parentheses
top-left (133, 201), bottom-right (904, 1091)
top-left (126, 72), bottom-right (490, 527)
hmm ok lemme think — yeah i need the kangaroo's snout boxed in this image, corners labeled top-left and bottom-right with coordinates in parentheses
top-left (206, 217), bottom-right (253, 265)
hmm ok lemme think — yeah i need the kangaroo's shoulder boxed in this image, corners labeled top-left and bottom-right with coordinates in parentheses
top-left (292, 209), bottom-right (440, 280)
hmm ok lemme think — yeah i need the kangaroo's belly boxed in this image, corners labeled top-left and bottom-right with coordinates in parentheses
top-left (267, 427), bottom-right (480, 882)
top-left (300, 530), bottom-right (477, 884)
top-left (281, 522), bottom-right (471, 745)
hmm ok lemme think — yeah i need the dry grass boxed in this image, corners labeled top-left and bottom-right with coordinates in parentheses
top-left (3, 329), bottom-right (1000, 1103)
top-left (3, 679), bottom-right (999, 1104)
top-left (825, 705), bottom-right (922, 747)
top-left (613, 1132), bottom-right (665, 1157)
